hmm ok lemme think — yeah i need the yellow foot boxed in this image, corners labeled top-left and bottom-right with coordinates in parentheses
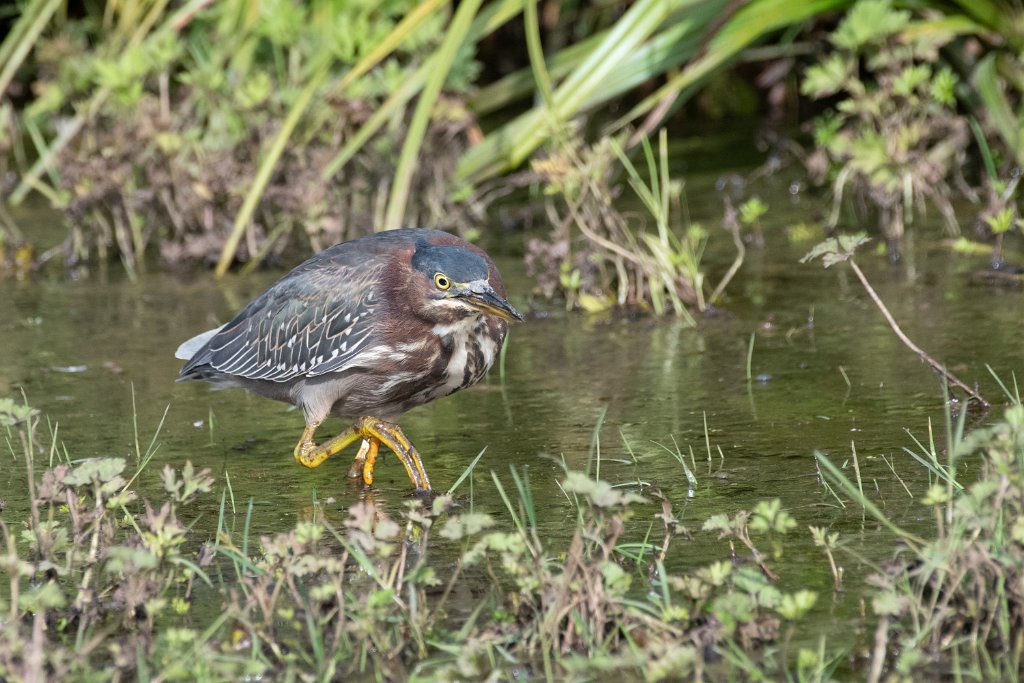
top-left (347, 438), bottom-right (380, 481)
top-left (293, 421), bottom-right (322, 465)
top-left (292, 417), bottom-right (431, 491)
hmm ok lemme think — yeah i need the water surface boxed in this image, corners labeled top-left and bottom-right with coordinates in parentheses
top-left (1, 153), bottom-right (1021, 663)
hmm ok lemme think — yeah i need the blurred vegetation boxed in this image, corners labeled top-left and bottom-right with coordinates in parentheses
top-left (4, 379), bottom-right (1024, 679)
top-left (2, 0), bottom-right (1024, 304)
top-left (1, 0), bottom-right (493, 276)
top-left (0, 396), bottom-right (836, 681)
top-left (799, 0), bottom-right (1024, 261)
top-left (816, 389), bottom-right (1024, 681)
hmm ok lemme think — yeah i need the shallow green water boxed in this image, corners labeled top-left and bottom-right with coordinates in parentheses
top-left (1, 154), bottom-right (1022, 668)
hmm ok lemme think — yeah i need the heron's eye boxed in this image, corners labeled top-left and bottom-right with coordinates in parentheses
top-left (434, 273), bottom-right (451, 290)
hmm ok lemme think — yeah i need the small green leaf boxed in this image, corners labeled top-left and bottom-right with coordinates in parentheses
top-left (872, 590), bottom-right (908, 616)
top-left (696, 560), bottom-right (732, 587)
top-left (800, 234), bottom-right (871, 268)
top-left (702, 514), bottom-right (731, 534)
top-left (63, 458), bottom-right (127, 487)
top-left (984, 207), bottom-right (1016, 235)
top-left (892, 64), bottom-right (931, 98)
top-left (922, 484), bottom-right (950, 506)
top-left (431, 494), bottom-right (454, 517)
top-left (598, 560), bottom-right (631, 595)
top-left (802, 55), bottom-right (852, 98)
top-left (409, 565), bottom-right (441, 587)
top-left (930, 67), bottom-right (958, 106)
top-left (751, 499), bottom-right (797, 534)
top-left (367, 588), bottom-right (396, 608)
top-left (439, 513), bottom-right (495, 540)
top-left (711, 591), bottom-right (755, 627)
top-left (832, 0), bottom-right (910, 50)
top-left (0, 398), bottom-right (39, 427)
top-left (739, 197), bottom-right (768, 225)
top-left (797, 648), bottom-right (820, 670)
top-left (778, 590), bottom-right (818, 619)
top-left (562, 472), bottom-right (646, 508)
top-left (295, 522), bottom-right (323, 545)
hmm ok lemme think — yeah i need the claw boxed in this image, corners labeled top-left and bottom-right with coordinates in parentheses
top-left (292, 417), bottom-right (431, 491)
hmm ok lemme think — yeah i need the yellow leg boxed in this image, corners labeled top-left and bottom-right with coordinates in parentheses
top-left (293, 419), bottom-right (362, 469)
top-left (292, 417), bottom-right (431, 491)
top-left (361, 439), bottom-right (382, 486)
top-left (346, 438), bottom-right (377, 479)
top-left (293, 420), bottom-right (324, 465)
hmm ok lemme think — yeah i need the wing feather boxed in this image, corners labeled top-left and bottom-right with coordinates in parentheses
top-left (180, 259), bottom-right (386, 382)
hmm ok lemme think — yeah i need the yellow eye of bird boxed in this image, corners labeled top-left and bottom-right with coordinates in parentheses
top-left (434, 273), bottom-right (451, 290)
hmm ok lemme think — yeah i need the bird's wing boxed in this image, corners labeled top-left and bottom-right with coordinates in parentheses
top-left (181, 260), bottom-right (386, 383)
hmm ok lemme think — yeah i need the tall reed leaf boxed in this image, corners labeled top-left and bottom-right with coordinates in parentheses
top-left (216, 0), bottom-right (449, 274)
top-left (215, 65), bottom-right (328, 277)
top-left (973, 54), bottom-right (1024, 166)
top-left (457, 0), bottom-right (696, 183)
top-left (383, 0), bottom-right (483, 231)
top-left (607, 0), bottom-right (853, 135)
top-left (320, 0), bottom-right (523, 182)
top-left (0, 0), bottom-right (63, 100)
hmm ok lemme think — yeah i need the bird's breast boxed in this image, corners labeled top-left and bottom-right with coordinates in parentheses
top-left (314, 313), bottom-right (505, 420)
top-left (425, 315), bottom-right (501, 400)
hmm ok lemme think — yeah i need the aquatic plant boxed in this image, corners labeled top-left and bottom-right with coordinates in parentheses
top-left (2, 0), bottom-right (861, 277)
top-left (0, 396), bottom-right (834, 681)
top-left (800, 0), bottom-right (967, 252)
top-left (816, 381), bottom-right (1024, 680)
top-left (6, 362), bottom-right (1024, 681)
top-left (799, 0), bottom-right (1024, 260)
top-left (1, 0), bottom-right (488, 275)
top-left (524, 129), bottom-right (745, 317)
top-left (458, 0), bottom-right (853, 184)
top-left (802, 233), bottom-right (989, 408)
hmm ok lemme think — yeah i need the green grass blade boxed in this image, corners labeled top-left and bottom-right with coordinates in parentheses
top-left (218, 0), bottom-right (447, 272)
top-left (471, 10), bottom-right (709, 116)
top-left (0, 0), bottom-right (63, 100)
top-left (523, 0), bottom-right (556, 112)
top-left (972, 54), bottom-right (1024, 165)
top-left (320, 0), bottom-right (522, 181)
top-left (447, 446), bottom-right (486, 496)
top-left (508, 465), bottom-right (537, 532)
top-left (215, 65), bottom-right (327, 276)
top-left (606, 0), bottom-right (853, 135)
top-left (986, 364), bottom-right (1021, 404)
top-left (320, 71), bottom-right (422, 180)
top-left (383, 0), bottom-right (483, 231)
top-left (469, 32), bottom-right (603, 115)
top-left (457, 0), bottom-right (713, 183)
top-left (326, 0), bottom-right (448, 98)
top-left (815, 451), bottom-right (924, 546)
top-left (490, 470), bottom-right (525, 539)
top-left (970, 117), bottom-right (999, 183)
top-left (946, 0), bottom-right (1016, 41)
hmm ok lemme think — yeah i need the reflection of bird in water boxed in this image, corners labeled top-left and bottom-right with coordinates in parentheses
top-left (176, 228), bottom-right (522, 491)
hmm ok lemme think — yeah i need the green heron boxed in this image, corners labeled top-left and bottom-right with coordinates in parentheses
top-left (175, 228), bottom-right (522, 491)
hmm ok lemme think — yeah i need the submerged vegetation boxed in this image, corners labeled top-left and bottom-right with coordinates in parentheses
top-left (816, 394), bottom-right (1024, 681)
top-left (2, 378), bottom-right (1024, 679)
top-left (0, 399), bottom-right (815, 680)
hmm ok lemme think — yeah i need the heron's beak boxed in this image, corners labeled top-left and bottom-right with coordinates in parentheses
top-left (456, 280), bottom-right (524, 322)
